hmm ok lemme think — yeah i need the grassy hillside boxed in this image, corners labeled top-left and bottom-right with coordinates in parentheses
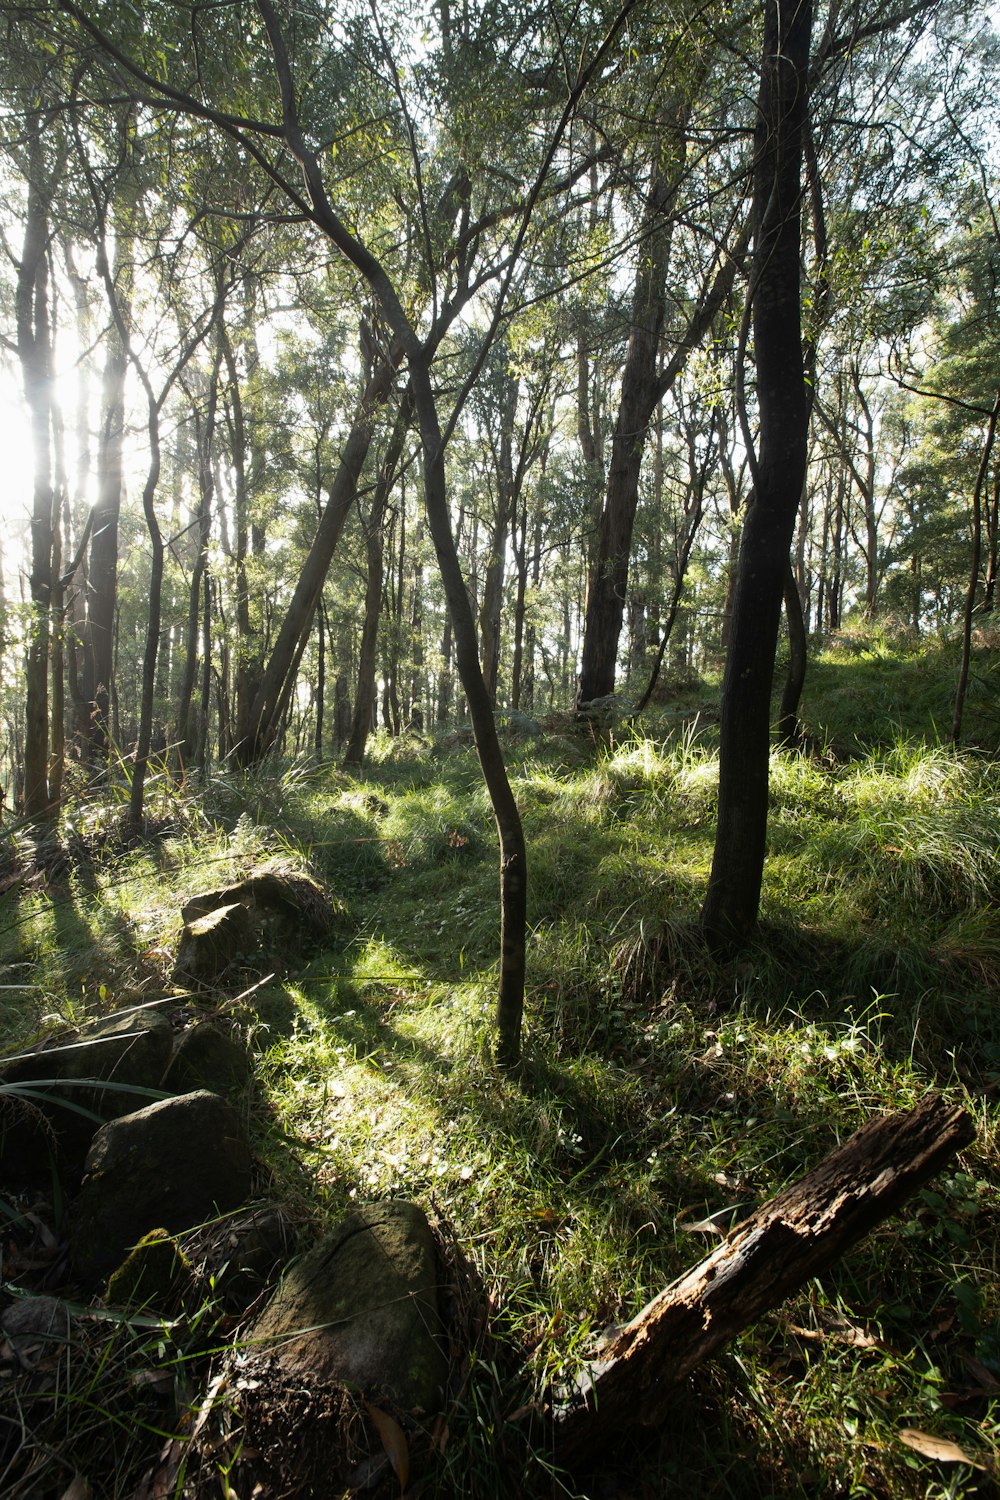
top-left (2, 631), bottom-right (999, 1497)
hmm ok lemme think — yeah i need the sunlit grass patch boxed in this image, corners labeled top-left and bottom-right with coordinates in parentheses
top-left (1, 670), bottom-right (999, 1498)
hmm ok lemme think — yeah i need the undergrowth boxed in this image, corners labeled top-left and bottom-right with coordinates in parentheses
top-left (1, 636), bottom-right (998, 1498)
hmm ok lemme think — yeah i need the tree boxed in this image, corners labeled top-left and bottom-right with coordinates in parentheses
top-left (701, 0), bottom-right (813, 952)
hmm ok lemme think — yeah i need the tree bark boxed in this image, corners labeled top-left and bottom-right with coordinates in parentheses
top-left (236, 353), bottom-right (400, 765)
top-left (953, 392), bottom-right (1000, 746)
top-left (80, 243), bottom-right (128, 761)
top-left (176, 346), bottom-right (222, 764)
top-left (17, 135), bottom-right (56, 824)
top-left (554, 1093), bottom-right (974, 1466)
top-left (575, 119), bottom-right (686, 709)
top-left (701, 0), bottom-right (812, 952)
top-left (776, 557), bottom-right (808, 749)
top-left (343, 399), bottom-right (411, 766)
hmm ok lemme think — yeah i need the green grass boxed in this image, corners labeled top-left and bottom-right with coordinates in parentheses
top-left (1, 633), bottom-right (999, 1496)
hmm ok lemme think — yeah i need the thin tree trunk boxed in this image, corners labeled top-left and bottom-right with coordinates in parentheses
top-left (953, 393), bottom-right (1000, 746)
top-left (81, 245), bottom-right (128, 761)
top-left (176, 345), bottom-right (222, 762)
top-left (343, 399), bottom-right (410, 766)
top-left (776, 558), bottom-right (807, 749)
top-left (701, 0), bottom-right (812, 953)
top-left (236, 379), bottom-right (391, 764)
top-left (410, 352), bottom-right (527, 1066)
top-left (18, 138), bottom-right (56, 824)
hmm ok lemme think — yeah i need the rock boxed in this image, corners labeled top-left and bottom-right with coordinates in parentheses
top-left (251, 1200), bottom-right (447, 1415)
top-left (162, 1021), bottom-right (251, 1097)
top-left (72, 1090), bottom-right (252, 1285)
top-left (182, 866), bottom-right (344, 936)
top-left (0, 1295), bottom-right (74, 1371)
top-left (105, 1227), bottom-right (193, 1312)
top-left (0, 1008), bottom-right (174, 1182)
top-left (174, 902), bottom-right (254, 985)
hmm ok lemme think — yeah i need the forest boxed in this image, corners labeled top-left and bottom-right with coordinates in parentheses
top-left (0, 0), bottom-right (999, 1496)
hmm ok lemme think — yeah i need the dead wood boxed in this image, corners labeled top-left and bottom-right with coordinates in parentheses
top-left (554, 1093), bottom-right (975, 1464)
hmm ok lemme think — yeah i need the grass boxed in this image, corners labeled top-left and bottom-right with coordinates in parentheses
top-left (1, 631), bottom-right (999, 1496)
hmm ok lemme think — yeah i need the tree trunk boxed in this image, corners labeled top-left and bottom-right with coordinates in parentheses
top-left (219, 321), bottom-right (255, 754)
top-left (410, 351), bottom-right (527, 1066)
top-left (238, 410), bottom-right (372, 762)
top-left (953, 393), bottom-right (1000, 746)
top-left (81, 247), bottom-right (128, 761)
top-left (701, 0), bottom-right (812, 953)
top-left (776, 557), bottom-right (808, 749)
top-left (18, 140), bottom-right (55, 824)
top-left (554, 1094), bottom-right (974, 1467)
top-left (480, 372), bottom-right (518, 706)
top-left (575, 128), bottom-right (684, 708)
top-left (314, 601), bottom-right (325, 757)
top-left (343, 400), bottom-right (410, 766)
top-left (176, 348), bottom-right (222, 763)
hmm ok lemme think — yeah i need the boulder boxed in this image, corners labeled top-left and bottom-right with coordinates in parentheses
top-left (0, 1008), bottom-right (174, 1182)
top-left (251, 1200), bottom-right (447, 1415)
top-left (162, 1021), bottom-right (251, 1097)
top-left (174, 902), bottom-right (254, 985)
top-left (181, 867), bottom-right (345, 945)
top-left (72, 1089), bottom-right (252, 1285)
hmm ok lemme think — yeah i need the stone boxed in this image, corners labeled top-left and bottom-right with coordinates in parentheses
top-left (72, 1089), bottom-right (252, 1285)
top-left (105, 1228), bottom-right (192, 1312)
top-left (251, 1200), bottom-right (447, 1415)
top-left (162, 1021), bottom-right (251, 1097)
top-left (0, 1295), bottom-right (74, 1372)
top-left (181, 866), bottom-right (347, 947)
top-left (0, 1008), bottom-right (174, 1182)
top-left (174, 902), bottom-right (254, 984)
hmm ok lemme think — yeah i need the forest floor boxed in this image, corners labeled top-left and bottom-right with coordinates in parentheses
top-left (2, 628), bottom-right (1000, 1498)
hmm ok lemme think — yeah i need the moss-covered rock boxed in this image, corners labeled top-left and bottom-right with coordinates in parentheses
top-left (251, 1200), bottom-right (447, 1416)
top-left (106, 1227), bottom-right (192, 1311)
top-left (72, 1089), bottom-right (252, 1285)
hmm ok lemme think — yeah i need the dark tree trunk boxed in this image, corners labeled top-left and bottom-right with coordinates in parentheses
top-left (314, 602), bottom-right (325, 757)
top-left (575, 127), bottom-right (747, 710)
top-left (219, 321), bottom-right (255, 754)
top-left (701, 0), bottom-right (812, 953)
top-left (48, 382), bottom-right (67, 814)
top-left (554, 1095), bottom-right (974, 1467)
top-left (254, 0), bottom-right (528, 1060)
top-left (575, 131), bottom-right (684, 709)
top-left (409, 549), bottom-right (424, 727)
top-left (953, 393), bottom-right (1000, 746)
top-left (176, 348), bottom-right (222, 764)
top-left (410, 352), bottom-right (527, 1065)
top-left (236, 346), bottom-right (402, 766)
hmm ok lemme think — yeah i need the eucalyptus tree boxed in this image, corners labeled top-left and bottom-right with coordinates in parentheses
top-left (574, 10), bottom-right (752, 709)
top-left (18, 0), bottom-right (644, 1063)
top-left (700, 0), bottom-right (813, 952)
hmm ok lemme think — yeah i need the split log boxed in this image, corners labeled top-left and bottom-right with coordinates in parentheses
top-left (554, 1093), bottom-right (974, 1465)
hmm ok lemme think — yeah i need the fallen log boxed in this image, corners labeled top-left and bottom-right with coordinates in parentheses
top-left (554, 1093), bottom-right (975, 1464)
